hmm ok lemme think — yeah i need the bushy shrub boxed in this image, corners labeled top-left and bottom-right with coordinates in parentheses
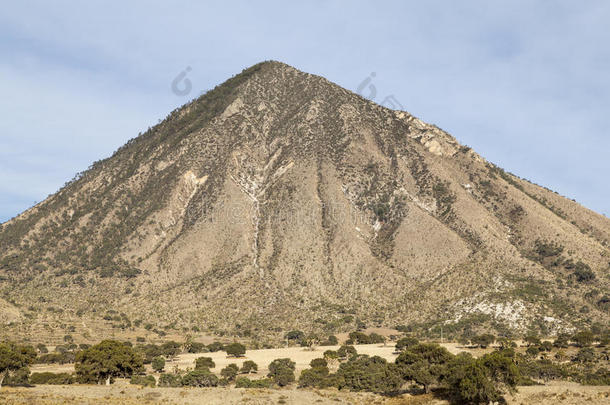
top-left (284, 330), bottom-right (305, 341)
top-left (225, 342), bottom-right (246, 357)
top-left (130, 374), bottom-right (156, 387)
top-left (187, 342), bottom-right (208, 353)
top-left (158, 373), bottom-right (181, 387)
top-left (472, 334), bottom-right (495, 348)
top-left (337, 345), bottom-right (357, 359)
top-left (240, 360), bottom-right (258, 374)
top-left (323, 350), bottom-right (339, 360)
top-left (151, 356), bottom-right (165, 372)
top-left (268, 358), bottom-right (296, 386)
top-left (235, 376), bottom-right (273, 388)
top-left (395, 336), bottom-right (419, 352)
top-left (220, 364), bottom-right (239, 381)
top-left (337, 355), bottom-right (402, 394)
top-left (30, 372), bottom-right (75, 385)
top-left (572, 330), bottom-right (595, 347)
top-left (195, 356), bottom-right (215, 370)
top-left (160, 341), bottom-right (182, 358)
top-left (181, 369), bottom-right (219, 387)
top-left (206, 341), bottom-right (224, 352)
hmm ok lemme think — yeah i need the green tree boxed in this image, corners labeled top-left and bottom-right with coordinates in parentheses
top-left (472, 334), bottom-right (495, 348)
top-left (446, 350), bottom-right (519, 403)
top-left (323, 350), bottom-right (339, 360)
top-left (298, 367), bottom-right (329, 388)
top-left (130, 374), bottom-right (156, 387)
top-left (0, 342), bottom-right (37, 388)
top-left (553, 333), bottom-right (570, 348)
top-left (572, 330), bottom-right (595, 347)
top-left (395, 343), bottom-right (453, 393)
top-left (337, 355), bottom-right (402, 394)
top-left (75, 340), bottom-right (144, 385)
top-left (158, 373), bottom-right (181, 387)
top-left (206, 341), bottom-right (224, 352)
top-left (574, 347), bottom-right (597, 363)
top-left (220, 363), bottom-right (239, 381)
top-left (240, 360), bottom-right (258, 374)
top-left (284, 330), bottom-right (305, 342)
top-left (268, 358), bottom-right (296, 386)
top-left (181, 368), bottom-right (219, 387)
top-left (325, 335), bottom-right (338, 345)
top-left (225, 342), bottom-right (246, 357)
top-left (449, 359), bottom-right (500, 403)
top-left (160, 341), bottom-right (182, 358)
top-left (395, 336), bottom-right (419, 352)
top-left (151, 356), bottom-right (165, 373)
top-left (524, 334), bottom-right (541, 346)
top-left (337, 345), bottom-right (357, 360)
top-left (194, 356), bottom-right (215, 370)
top-left (310, 358), bottom-right (328, 369)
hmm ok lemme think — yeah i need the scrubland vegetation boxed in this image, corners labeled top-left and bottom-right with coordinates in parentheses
top-left (1, 327), bottom-right (609, 404)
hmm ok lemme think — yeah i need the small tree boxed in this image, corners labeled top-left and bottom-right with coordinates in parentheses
top-left (158, 373), bottom-right (181, 387)
top-left (207, 341), bottom-right (224, 352)
top-left (572, 330), bottom-right (594, 347)
top-left (337, 355), bottom-right (402, 394)
top-left (161, 341), bottom-right (182, 358)
top-left (181, 369), bottom-right (218, 387)
top-left (472, 334), bottom-right (495, 349)
top-left (337, 345), bottom-right (357, 360)
top-left (220, 363), bottom-right (239, 381)
top-left (553, 333), bottom-right (570, 348)
top-left (323, 350), bottom-right (339, 360)
top-left (75, 340), bottom-right (143, 385)
top-left (524, 334), bottom-right (541, 347)
top-left (240, 360), bottom-right (258, 374)
top-left (151, 356), bottom-right (165, 373)
top-left (395, 343), bottom-right (453, 393)
top-left (325, 335), bottom-right (338, 345)
top-left (284, 330), bottom-right (305, 342)
top-left (395, 336), bottom-right (419, 352)
top-left (195, 356), bottom-right (215, 370)
top-left (0, 342), bottom-right (37, 388)
top-left (225, 343), bottom-right (246, 357)
top-left (268, 358), bottom-right (296, 386)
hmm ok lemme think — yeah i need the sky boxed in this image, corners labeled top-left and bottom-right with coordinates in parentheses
top-left (1, 0), bottom-right (608, 222)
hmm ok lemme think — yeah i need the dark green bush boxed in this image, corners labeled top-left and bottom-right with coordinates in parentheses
top-left (130, 374), bottom-right (156, 387)
top-left (30, 372), bottom-right (74, 385)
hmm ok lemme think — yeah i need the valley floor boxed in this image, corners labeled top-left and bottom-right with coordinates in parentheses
top-left (1, 382), bottom-right (609, 405)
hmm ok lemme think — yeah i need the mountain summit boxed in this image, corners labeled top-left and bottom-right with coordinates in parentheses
top-left (1, 61), bottom-right (608, 342)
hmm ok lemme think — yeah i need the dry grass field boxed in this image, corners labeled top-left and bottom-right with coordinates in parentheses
top-left (1, 381), bottom-right (609, 405)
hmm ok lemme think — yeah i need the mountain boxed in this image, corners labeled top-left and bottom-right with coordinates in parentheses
top-left (1, 61), bottom-right (608, 344)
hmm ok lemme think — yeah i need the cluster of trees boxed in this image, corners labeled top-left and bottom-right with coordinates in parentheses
top-left (3, 328), bottom-right (608, 402)
top-left (298, 341), bottom-right (519, 403)
top-left (346, 331), bottom-right (385, 345)
top-left (134, 340), bottom-right (244, 364)
top-left (283, 330), bottom-right (338, 347)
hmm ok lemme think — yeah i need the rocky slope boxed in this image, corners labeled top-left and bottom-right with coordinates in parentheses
top-left (1, 61), bottom-right (608, 342)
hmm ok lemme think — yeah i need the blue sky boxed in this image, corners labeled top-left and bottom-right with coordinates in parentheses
top-left (1, 0), bottom-right (608, 222)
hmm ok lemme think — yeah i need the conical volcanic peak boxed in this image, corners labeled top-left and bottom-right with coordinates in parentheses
top-left (0, 61), bottom-right (608, 342)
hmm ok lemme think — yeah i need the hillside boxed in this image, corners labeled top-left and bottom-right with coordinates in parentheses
top-left (0, 61), bottom-right (608, 343)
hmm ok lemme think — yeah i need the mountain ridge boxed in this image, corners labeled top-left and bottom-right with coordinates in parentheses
top-left (0, 61), bottom-right (608, 344)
